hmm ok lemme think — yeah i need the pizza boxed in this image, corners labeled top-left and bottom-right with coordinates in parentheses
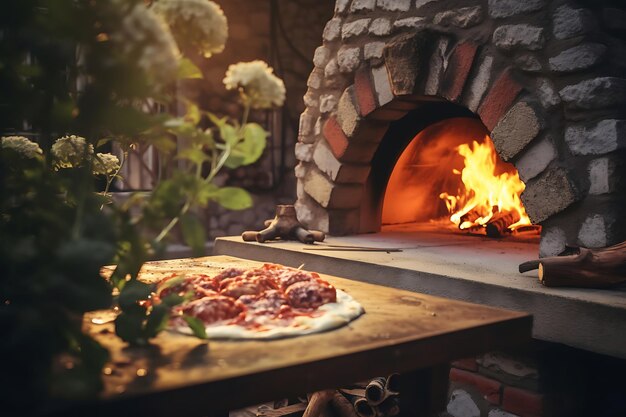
top-left (153, 263), bottom-right (364, 339)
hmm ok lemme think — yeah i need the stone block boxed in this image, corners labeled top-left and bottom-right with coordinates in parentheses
top-left (425, 37), bottom-right (450, 96)
top-left (294, 143), bottom-right (314, 162)
top-left (589, 157), bottom-right (619, 195)
top-left (295, 197), bottom-right (328, 232)
top-left (565, 119), bottom-right (626, 155)
top-left (477, 352), bottom-right (538, 379)
top-left (440, 41), bottom-right (479, 102)
top-left (578, 214), bottom-right (608, 248)
top-left (319, 93), bottom-right (339, 114)
top-left (303, 90), bottom-right (319, 108)
top-left (364, 41), bottom-right (385, 60)
top-left (335, 0), bottom-right (350, 14)
top-left (371, 65), bottom-right (394, 107)
top-left (415, 0), bottom-right (439, 8)
top-left (313, 46), bottom-right (331, 68)
top-left (294, 162), bottom-right (307, 178)
top-left (298, 109), bottom-right (316, 136)
top-left (342, 18), bottom-right (371, 40)
top-left (493, 25), bottom-right (545, 51)
top-left (502, 387), bottom-right (543, 417)
top-left (491, 102), bottom-right (543, 161)
top-left (450, 368), bottom-right (502, 404)
top-left (303, 167), bottom-right (363, 209)
top-left (324, 58), bottom-right (339, 78)
top-left (549, 43), bottom-right (606, 73)
top-left (377, 0), bottom-right (411, 11)
top-left (350, 0), bottom-right (375, 12)
top-left (434, 6), bottom-right (483, 28)
top-left (477, 68), bottom-right (523, 131)
top-left (313, 140), bottom-right (372, 184)
top-left (514, 54), bottom-right (542, 72)
top-left (337, 86), bottom-right (361, 135)
top-left (354, 68), bottom-right (377, 116)
top-left (369, 18), bottom-right (392, 36)
top-left (559, 77), bottom-right (626, 110)
top-left (488, 0), bottom-right (545, 18)
top-left (307, 68), bottom-right (323, 89)
top-left (521, 168), bottom-right (579, 223)
top-left (536, 78), bottom-right (561, 108)
top-left (451, 358), bottom-right (478, 372)
top-left (553, 5), bottom-right (594, 40)
top-left (323, 18), bottom-right (342, 42)
top-left (322, 116), bottom-right (380, 162)
top-left (447, 390), bottom-right (480, 417)
top-left (539, 226), bottom-right (567, 257)
top-left (337, 46), bottom-right (362, 73)
top-left (394, 17), bottom-right (426, 29)
top-left (384, 31), bottom-right (436, 96)
top-left (515, 135), bottom-right (556, 182)
top-left (465, 55), bottom-right (493, 111)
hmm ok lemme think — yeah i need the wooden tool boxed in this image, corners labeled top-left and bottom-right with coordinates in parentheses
top-left (242, 205), bottom-right (325, 244)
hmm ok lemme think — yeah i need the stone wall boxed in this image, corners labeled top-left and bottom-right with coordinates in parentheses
top-left (294, 0), bottom-right (626, 256)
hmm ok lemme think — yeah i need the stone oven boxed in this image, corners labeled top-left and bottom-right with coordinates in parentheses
top-left (293, 0), bottom-right (626, 257)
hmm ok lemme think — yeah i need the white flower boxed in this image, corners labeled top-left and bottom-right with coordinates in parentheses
top-left (223, 61), bottom-right (286, 109)
top-left (0, 136), bottom-right (43, 159)
top-left (153, 0), bottom-right (228, 58)
top-left (112, 3), bottom-right (180, 87)
top-left (51, 135), bottom-right (94, 168)
top-left (92, 153), bottom-right (121, 176)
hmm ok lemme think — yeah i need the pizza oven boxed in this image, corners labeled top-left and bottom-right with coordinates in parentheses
top-left (216, 2), bottom-right (626, 416)
top-left (292, 0), bottom-right (626, 257)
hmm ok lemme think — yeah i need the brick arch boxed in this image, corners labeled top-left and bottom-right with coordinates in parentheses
top-left (301, 30), bottom-right (564, 235)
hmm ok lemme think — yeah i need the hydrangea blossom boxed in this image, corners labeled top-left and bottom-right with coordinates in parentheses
top-left (0, 136), bottom-right (43, 158)
top-left (112, 3), bottom-right (180, 87)
top-left (92, 153), bottom-right (121, 176)
top-left (223, 61), bottom-right (286, 109)
top-left (153, 0), bottom-right (228, 58)
top-left (51, 135), bottom-right (94, 168)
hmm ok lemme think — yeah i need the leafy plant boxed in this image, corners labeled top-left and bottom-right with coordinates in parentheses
top-left (0, 0), bottom-right (285, 413)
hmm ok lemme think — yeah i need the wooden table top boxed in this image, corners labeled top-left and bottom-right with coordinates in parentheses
top-left (68, 255), bottom-right (531, 417)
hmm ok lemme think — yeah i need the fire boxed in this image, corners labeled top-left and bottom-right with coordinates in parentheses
top-left (439, 137), bottom-right (531, 232)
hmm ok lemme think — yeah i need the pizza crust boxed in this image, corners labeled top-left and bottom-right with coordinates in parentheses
top-left (171, 289), bottom-right (364, 340)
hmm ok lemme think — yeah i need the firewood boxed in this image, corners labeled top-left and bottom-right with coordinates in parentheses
top-left (330, 392), bottom-right (360, 417)
top-left (364, 377), bottom-right (386, 405)
top-left (519, 241), bottom-right (626, 288)
top-left (376, 397), bottom-right (400, 417)
top-left (485, 210), bottom-right (520, 238)
top-left (303, 390), bottom-right (335, 417)
top-left (257, 403), bottom-right (307, 417)
top-left (385, 374), bottom-right (400, 394)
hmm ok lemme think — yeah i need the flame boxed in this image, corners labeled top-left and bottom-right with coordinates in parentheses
top-left (439, 136), bottom-right (531, 231)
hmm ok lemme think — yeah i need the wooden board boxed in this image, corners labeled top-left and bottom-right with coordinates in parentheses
top-left (61, 256), bottom-right (532, 417)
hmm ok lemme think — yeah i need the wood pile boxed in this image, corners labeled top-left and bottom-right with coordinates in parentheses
top-left (257, 375), bottom-right (401, 417)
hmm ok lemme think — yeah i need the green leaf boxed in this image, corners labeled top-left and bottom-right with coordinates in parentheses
top-left (196, 182), bottom-right (219, 206)
top-left (161, 293), bottom-right (186, 307)
top-left (207, 112), bottom-right (227, 128)
top-left (225, 123), bottom-right (267, 169)
top-left (183, 315), bottom-right (207, 339)
top-left (219, 124), bottom-right (239, 146)
top-left (114, 312), bottom-right (147, 345)
top-left (144, 304), bottom-right (170, 338)
top-left (118, 280), bottom-right (153, 310)
top-left (215, 187), bottom-right (253, 210)
top-left (177, 148), bottom-right (210, 166)
top-left (178, 57), bottom-right (203, 79)
top-left (158, 276), bottom-right (185, 292)
top-left (185, 102), bottom-right (201, 125)
top-left (180, 213), bottom-right (206, 257)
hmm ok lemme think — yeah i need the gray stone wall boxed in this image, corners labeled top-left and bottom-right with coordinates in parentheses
top-left (294, 0), bottom-right (626, 255)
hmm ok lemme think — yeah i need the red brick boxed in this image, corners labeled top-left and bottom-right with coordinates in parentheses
top-left (440, 41), bottom-right (479, 102)
top-left (354, 68), bottom-right (377, 117)
top-left (452, 357), bottom-right (479, 372)
top-left (478, 68), bottom-right (523, 131)
top-left (450, 368), bottom-right (502, 405)
top-left (502, 386), bottom-right (543, 417)
top-left (323, 116), bottom-right (349, 160)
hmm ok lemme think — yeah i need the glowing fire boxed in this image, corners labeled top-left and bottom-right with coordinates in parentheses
top-left (439, 137), bottom-right (531, 232)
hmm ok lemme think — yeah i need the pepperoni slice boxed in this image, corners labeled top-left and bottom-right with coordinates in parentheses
top-left (237, 290), bottom-right (288, 316)
top-left (285, 280), bottom-right (337, 309)
top-left (175, 295), bottom-right (243, 325)
top-left (220, 275), bottom-right (278, 298)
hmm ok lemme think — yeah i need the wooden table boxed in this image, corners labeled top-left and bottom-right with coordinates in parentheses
top-left (60, 256), bottom-right (532, 417)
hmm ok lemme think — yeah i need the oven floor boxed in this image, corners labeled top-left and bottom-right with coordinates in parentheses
top-left (214, 231), bottom-right (626, 359)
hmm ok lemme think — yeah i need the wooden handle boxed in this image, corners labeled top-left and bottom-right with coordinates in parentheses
top-left (303, 390), bottom-right (335, 417)
top-left (241, 231), bottom-right (258, 241)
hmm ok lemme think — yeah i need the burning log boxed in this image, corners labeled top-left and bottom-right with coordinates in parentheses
top-left (519, 241), bottom-right (626, 288)
top-left (485, 210), bottom-right (520, 238)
